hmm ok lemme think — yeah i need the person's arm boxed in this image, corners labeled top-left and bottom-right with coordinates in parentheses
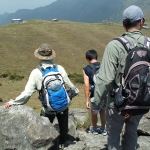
top-left (83, 70), bottom-right (90, 109)
top-left (4, 69), bottom-right (39, 108)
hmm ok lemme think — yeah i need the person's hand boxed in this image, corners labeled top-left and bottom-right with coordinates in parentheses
top-left (144, 113), bottom-right (149, 119)
top-left (86, 101), bottom-right (90, 109)
top-left (4, 103), bottom-right (12, 109)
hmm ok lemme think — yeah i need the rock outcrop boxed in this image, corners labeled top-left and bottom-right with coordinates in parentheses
top-left (0, 105), bottom-right (150, 150)
top-left (0, 106), bottom-right (58, 150)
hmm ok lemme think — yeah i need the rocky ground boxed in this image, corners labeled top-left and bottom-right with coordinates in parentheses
top-left (0, 106), bottom-right (150, 150)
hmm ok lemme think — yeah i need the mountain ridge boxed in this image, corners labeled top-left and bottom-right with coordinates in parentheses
top-left (0, 0), bottom-right (150, 26)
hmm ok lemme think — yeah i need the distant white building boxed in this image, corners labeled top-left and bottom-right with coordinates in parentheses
top-left (12, 18), bottom-right (23, 23)
top-left (102, 20), bottom-right (109, 23)
top-left (51, 18), bottom-right (58, 21)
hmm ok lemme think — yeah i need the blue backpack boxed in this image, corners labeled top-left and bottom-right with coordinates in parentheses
top-left (38, 64), bottom-right (71, 112)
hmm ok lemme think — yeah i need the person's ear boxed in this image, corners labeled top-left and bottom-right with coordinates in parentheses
top-left (139, 19), bottom-right (144, 29)
top-left (122, 22), bottom-right (125, 28)
top-left (122, 22), bottom-right (127, 31)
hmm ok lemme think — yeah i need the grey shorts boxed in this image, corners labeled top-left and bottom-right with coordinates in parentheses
top-left (90, 97), bottom-right (106, 110)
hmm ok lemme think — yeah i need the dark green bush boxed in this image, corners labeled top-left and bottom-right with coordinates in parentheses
top-left (9, 74), bottom-right (24, 81)
top-left (0, 73), bottom-right (9, 78)
top-left (0, 71), bottom-right (24, 81)
top-left (0, 97), bottom-right (3, 102)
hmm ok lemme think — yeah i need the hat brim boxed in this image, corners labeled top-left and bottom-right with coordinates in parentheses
top-left (34, 49), bottom-right (56, 60)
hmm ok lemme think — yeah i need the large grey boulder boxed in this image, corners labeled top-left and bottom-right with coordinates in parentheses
top-left (137, 113), bottom-right (150, 150)
top-left (0, 105), bottom-right (58, 150)
top-left (0, 105), bottom-right (150, 150)
top-left (69, 108), bottom-right (88, 126)
top-left (138, 112), bottom-right (150, 134)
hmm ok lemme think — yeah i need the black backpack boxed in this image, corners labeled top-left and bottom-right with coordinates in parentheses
top-left (114, 36), bottom-right (150, 117)
top-left (88, 63), bottom-right (101, 95)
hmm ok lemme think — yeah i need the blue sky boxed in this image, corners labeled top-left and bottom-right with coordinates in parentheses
top-left (0, 0), bottom-right (56, 14)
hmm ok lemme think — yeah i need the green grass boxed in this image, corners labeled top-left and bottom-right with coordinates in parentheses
top-left (0, 19), bottom-right (150, 115)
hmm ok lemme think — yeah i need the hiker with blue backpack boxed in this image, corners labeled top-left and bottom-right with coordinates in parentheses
top-left (4, 43), bottom-right (79, 150)
top-left (83, 49), bottom-right (107, 135)
top-left (90, 5), bottom-right (150, 150)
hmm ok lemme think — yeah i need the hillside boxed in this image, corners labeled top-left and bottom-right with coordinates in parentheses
top-left (0, 20), bottom-right (150, 113)
top-left (0, 0), bottom-right (150, 26)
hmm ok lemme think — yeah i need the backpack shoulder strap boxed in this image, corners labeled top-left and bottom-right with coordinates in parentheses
top-left (113, 36), bottom-right (131, 53)
top-left (114, 36), bottom-right (150, 52)
top-left (38, 65), bottom-right (45, 73)
top-left (88, 64), bottom-right (96, 79)
top-left (38, 64), bottom-right (58, 73)
top-left (53, 64), bottom-right (58, 69)
top-left (88, 64), bottom-right (96, 70)
top-left (88, 63), bottom-right (100, 78)
top-left (88, 63), bottom-right (100, 72)
top-left (89, 62), bottom-right (101, 68)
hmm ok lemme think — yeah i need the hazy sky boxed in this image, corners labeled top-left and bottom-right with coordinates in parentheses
top-left (0, 0), bottom-right (56, 14)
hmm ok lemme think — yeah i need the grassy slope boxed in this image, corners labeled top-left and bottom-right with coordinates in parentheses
top-left (0, 19), bottom-right (150, 114)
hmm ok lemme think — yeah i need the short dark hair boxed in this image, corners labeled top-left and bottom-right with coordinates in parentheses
top-left (85, 49), bottom-right (98, 61)
top-left (123, 18), bottom-right (143, 28)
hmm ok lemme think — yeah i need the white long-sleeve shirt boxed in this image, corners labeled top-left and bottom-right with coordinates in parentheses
top-left (8, 60), bottom-right (79, 113)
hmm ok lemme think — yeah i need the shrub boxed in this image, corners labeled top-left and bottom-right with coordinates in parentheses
top-left (0, 97), bottom-right (3, 102)
top-left (0, 73), bottom-right (9, 78)
top-left (0, 72), bottom-right (24, 81)
top-left (9, 74), bottom-right (24, 81)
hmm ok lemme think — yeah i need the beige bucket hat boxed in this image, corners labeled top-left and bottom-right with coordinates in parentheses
top-left (34, 43), bottom-right (56, 60)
